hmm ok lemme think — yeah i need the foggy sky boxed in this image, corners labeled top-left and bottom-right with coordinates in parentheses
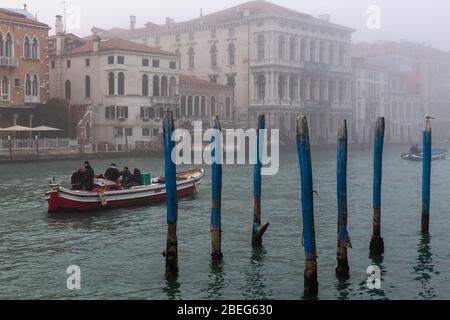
top-left (3, 0), bottom-right (450, 51)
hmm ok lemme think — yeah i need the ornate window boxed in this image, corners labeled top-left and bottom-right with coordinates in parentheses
top-left (210, 45), bottom-right (217, 67)
top-left (153, 75), bottom-right (160, 96)
top-left (1, 77), bottom-right (9, 100)
top-left (142, 74), bottom-right (149, 96)
top-left (118, 72), bottom-right (125, 95)
top-left (279, 35), bottom-right (285, 59)
top-left (289, 37), bottom-right (297, 61)
top-left (5, 33), bottom-right (12, 57)
top-left (257, 34), bottom-right (265, 60)
top-left (85, 76), bottom-right (91, 98)
top-left (24, 36), bottom-right (31, 58)
top-left (228, 43), bottom-right (236, 65)
top-left (32, 37), bottom-right (39, 59)
top-left (188, 47), bottom-right (195, 69)
top-left (257, 75), bottom-right (266, 100)
top-left (161, 76), bottom-right (168, 97)
top-left (108, 72), bottom-right (115, 95)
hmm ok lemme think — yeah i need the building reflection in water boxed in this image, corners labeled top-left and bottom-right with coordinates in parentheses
top-left (163, 277), bottom-right (181, 300)
top-left (205, 261), bottom-right (226, 300)
top-left (413, 234), bottom-right (436, 300)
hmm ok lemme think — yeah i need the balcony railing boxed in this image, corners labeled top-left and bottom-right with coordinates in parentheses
top-left (151, 96), bottom-right (179, 106)
top-left (0, 56), bottom-right (18, 67)
top-left (24, 95), bottom-right (41, 104)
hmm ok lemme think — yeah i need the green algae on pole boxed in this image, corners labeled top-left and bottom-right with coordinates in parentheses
top-left (252, 114), bottom-right (270, 246)
top-left (296, 116), bottom-right (318, 298)
top-left (370, 118), bottom-right (385, 257)
top-left (211, 116), bottom-right (223, 261)
top-left (162, 110), bottom-right (179, 279)
top-left (336, 119), bottom-right (351, 279)
top-left (422, 119), bottom-right (432, 234)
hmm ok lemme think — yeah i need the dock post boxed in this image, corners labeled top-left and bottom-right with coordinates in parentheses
top-left (296, 116), bottom-right (318, 298)
top-left (370, 118), bottom-right (385, 257)
top-left (421, 120), bottom-right (432, 234)
top-left (336, 119), bottom-right (351, 278)
top-left (211, 116), bottom-right (223, 261)
top-left (252, 114), bottom-right (270, 246)
top-left (162, 110), bottom-right (179, 278)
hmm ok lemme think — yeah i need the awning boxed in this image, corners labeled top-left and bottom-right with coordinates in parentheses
top-left (32, 126), bottom-right (62, 132)
top-left (0, 125), bottom-right (34, 132)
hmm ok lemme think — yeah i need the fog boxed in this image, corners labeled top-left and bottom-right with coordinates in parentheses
top-left (3, 0), bottom-right (450, 51)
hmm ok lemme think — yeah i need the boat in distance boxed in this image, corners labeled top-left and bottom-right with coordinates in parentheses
top-left (46, 168), bottom-right (205, 213)
top-left (401, 148), bottom-right (448, 162)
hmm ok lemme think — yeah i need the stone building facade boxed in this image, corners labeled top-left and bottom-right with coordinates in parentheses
top-left (91, 0), bottom-right (355, 144)
top-left (0, 7), bottom-right (49, 130)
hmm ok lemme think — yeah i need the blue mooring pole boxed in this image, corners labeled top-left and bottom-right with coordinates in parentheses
top-left (336, 119), bottom-right (351, 278)
top-left (252, 114), bottom-right (270, 246)
top-left (211, 116), bottom-right (223, 260)
top-left (422, 120), bottom-right (432, 234)
top-left (162, 110), bottom-right (178, 278)
top-left (370, 118), bottom-right (385, 257)
top-left (296, 116), bottom-right (318, 298)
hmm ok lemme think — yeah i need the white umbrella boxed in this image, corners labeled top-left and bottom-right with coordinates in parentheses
top-left (1, 125), bottom-right (34, 132)
top-left (32, 125), bottom-right (62, 132)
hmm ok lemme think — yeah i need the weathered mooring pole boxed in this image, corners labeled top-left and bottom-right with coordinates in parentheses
top-left (162, 110), bottom-right (178, 278)
top-left (296, 116), bottom-right (318, 298)
top-left (252, 114), bottom-right (270, 246)
top-left (211, 116), bottom-right (223, 261)
top-left (421, 120), bottom-right (432, 234)
top-left (336, 119), bottom-right (351, 278)
top-left (370, 118), bottom-right (385, 257)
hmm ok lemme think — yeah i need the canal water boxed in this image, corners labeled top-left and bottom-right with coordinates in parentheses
top-left (1, 145), bottom-right (450, 300)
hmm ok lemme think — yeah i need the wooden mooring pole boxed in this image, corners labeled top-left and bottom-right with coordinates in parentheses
top-left (370, 118), bottom-right (385, 257)
top-left (296, 116), bottom-right (318, 298)
top-left (162, 110), bottom-right (178, 278)
top-left (336, 119), bottom-right (351, 278)
top-left (252, 114), bottom-right (269, 246)
top-left (211, 116), bottom-right (223, 261)
top-left (421, 120), bottom-right (432, 234)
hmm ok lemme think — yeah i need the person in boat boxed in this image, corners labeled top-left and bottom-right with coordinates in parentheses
top-left (104, 163), bottom-right (121, 182)
top-left (120, 167), bottom-right (131, 183)
top-left (410, 144), bottom-right (421, 155)
top-left (71, 168), bottom-right (84, 190)
top-left (82, 161), bottom-right (95, 191)
top-left (125, 168), bottom-right (143, 189)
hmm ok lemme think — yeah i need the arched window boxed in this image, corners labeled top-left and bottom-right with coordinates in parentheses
top-left (257, 34), bottom-right (265, 60)
top-left (201, 96), bottom-right (206, 117)
top-left (210, 96), bottom-right (216, 116)
top-left (300, 38), bottom-right (306, 61)
top-left (289, 37), bottom-right (297, 61)
top-left (118, 72), bottom-right (125, 95)
top-left (320, 42), bottom-right (325, 64)
top-left (65, 80), bottom-right (71, 99)
top-left (329, 43), bottom-right (335, 65)
top-left (32, 37), bottom-right (39, 59)
top-left (161, 76), bottom-right (168, 97)
top-left (278, 75), bottom-right (285, 100)
top-left (181, 96), bottom-right (186, 116)
top-left (310, 40), bottom-right (316, 62)
top-left (279, 35), bottom-right (285, 59)
top-left (108, 72), bottom-right (115, 95)
top-left (169, 77), bottom-right (176, 97)
top-left (85, 76), bottom-right (91, 98)
top-left (1, 77), bottom-right (9, 100)
top-left (5, 33), bottom-right (12, 57)
top-left (228, 43), bottom-right (236, 65)
top-left (210, 45), bottom-right (217, 67)
top-left (149, 107), bottom-right (156, 118)
top-left (188, 47), bottom-right (195, 69)
top-left (32, 75), bottom-right (39, 96)
top-left (0, 33), bottom-right (4, 56)
top-left (339, 44), bottom-right (345, 66)
top-left (153, 75), bottom-right (160, 96)
top-left (194, 96), bottom-right (200, 116)
top-left (25, 74), bottom-right (31, 96)
top-left (142, 74), bottom-right (149, 96)
top-left (257, 75), bottom-right (266, 100)
top-left (225, 97), bottom-right (231, 118)
top-left (187, 96), bottom-right (193, 116)
top-left (24, 36), bottom-right (31, 58)
top-left (289, 76), bottom-right (297, 101)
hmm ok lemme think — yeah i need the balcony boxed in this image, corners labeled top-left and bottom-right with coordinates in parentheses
top-left (304, 62), bottom-right (330, 74)
top-left (24, 95), bottom-right (41, 104)
top-left (151, 96), bottom-right (179, 106)
top-left (304, 100), bottom-right (331, 112)
top-left (0, 56), bottom-right (18, 67)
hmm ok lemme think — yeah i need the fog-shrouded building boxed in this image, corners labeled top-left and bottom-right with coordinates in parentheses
top-left (90, 0), bottom-right (355, 145)
top-left (0, 6), bottom-right (49, 130)
top-left (353, 41), bottom-right (450, 143)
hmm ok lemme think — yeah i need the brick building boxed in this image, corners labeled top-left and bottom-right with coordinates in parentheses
top-left (0, 7), bottom-right (49, 131)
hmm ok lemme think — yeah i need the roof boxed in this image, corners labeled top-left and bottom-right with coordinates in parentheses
top-left (63, 37), bottom-right (178, 57)
top-left (180, 74), bottom-right (231, 89)
top-left (0, 8), bottom-right (49, 28)
top-left (91, 0), bottom-right (354, 40)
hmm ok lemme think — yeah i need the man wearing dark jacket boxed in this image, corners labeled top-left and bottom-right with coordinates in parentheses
top-left (104, 163), bottom-right (120, 182)
top-left (82, 161), bottom-right (95, 191)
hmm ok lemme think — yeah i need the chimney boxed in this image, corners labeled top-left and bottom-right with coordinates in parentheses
top-left (130, 16), bottom-right (136, 30)
top-left (93, 32), bottom-right (101, 53)
top-left (24, 4), bottom-right (27, 11)
top-left (55, 15), bottom-right (64, 34)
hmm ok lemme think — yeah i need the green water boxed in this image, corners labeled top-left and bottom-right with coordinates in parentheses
top-left (0, 146), bottom-right (449, 299)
